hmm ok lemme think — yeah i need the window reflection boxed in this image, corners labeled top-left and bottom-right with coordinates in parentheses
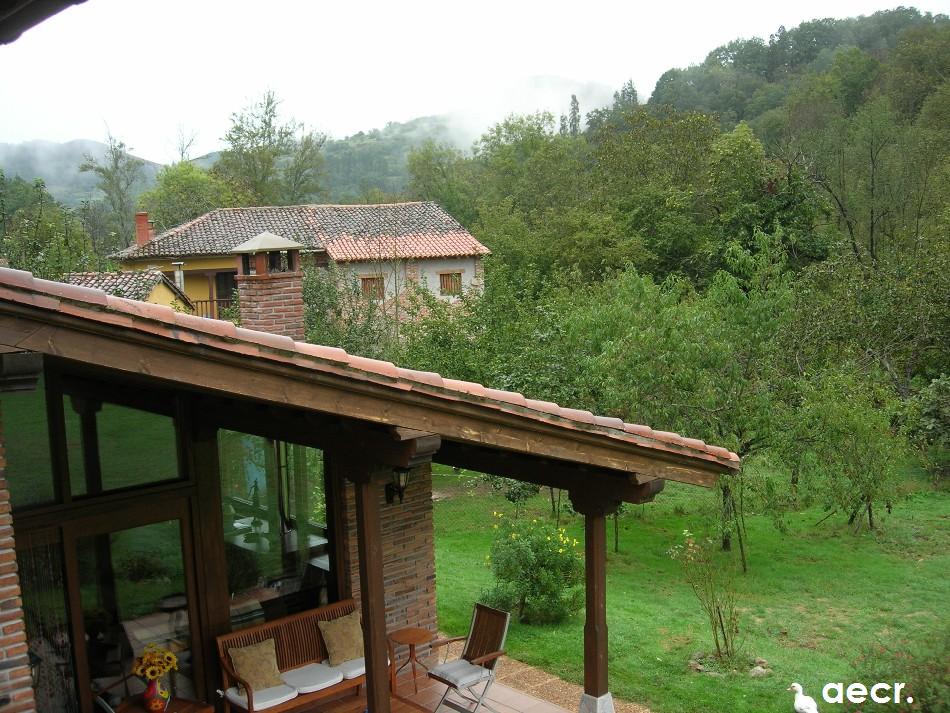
top-left (219, 432), bottom-right (331, 627)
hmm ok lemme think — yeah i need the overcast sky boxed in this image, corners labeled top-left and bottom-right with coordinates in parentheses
top-left (1, 0), bottom-right (947, 163)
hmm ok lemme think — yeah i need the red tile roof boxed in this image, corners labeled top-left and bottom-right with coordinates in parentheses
top-left (326, 231), bottom-right (490, 262)
top-left (0, 267), bottom-right (740, 470)
top-left (114, 202), bottom-right (490, 263)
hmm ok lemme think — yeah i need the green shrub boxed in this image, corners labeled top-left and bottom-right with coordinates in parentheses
top-left (116, 551), bottom-right (171, 582)
top-left (849, 632), bottom-right (950, 713)
top-left (669, 530), bottom-right (742, 662)
top-left (482, 513), bottom-right (583, 623)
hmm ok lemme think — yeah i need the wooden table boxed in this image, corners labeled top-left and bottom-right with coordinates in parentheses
top-left (388, 627), bottom-right (434, 694)
top-left (116, 697), bottom-right (213, 713)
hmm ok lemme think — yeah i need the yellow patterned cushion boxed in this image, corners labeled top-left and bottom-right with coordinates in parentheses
top-left (317, 610), bottom-right (364, 666)
top-left (228, 638), bottom-right (283, 692)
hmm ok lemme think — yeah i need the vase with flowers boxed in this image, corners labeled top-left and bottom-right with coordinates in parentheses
top-left (132, 643), bottom-right (178, 712)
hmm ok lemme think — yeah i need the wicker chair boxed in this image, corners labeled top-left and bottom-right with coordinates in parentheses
top-left (427, 604), bottom-right (510, 713)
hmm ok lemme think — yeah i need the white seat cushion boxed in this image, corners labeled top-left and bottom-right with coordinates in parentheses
top-left (429, 659), bottom-right (491, 689)
top-left (335, 657), bottom-right (366, 679)
top-left (225, 683), bottom-right (298, 710)
top-left (280, 662), bottom-right (344, 693)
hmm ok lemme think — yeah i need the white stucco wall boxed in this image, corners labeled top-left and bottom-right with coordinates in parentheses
top-left (337, 256), bottom-right (482, 302)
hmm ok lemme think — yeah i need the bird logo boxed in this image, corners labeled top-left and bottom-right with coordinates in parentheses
top-left (787, 682), bottom-right (819, 713)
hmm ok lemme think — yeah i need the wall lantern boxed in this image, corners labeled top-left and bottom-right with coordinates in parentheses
top-left (386, 467), bottom-right (412, 504)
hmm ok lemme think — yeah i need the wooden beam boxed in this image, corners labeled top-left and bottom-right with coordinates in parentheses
top-left (348, 464), bottom-right (391, 713)
top-left (437, 441), bottom-right (665, 505)
top-left (0, 309), bottom-right (735, 486)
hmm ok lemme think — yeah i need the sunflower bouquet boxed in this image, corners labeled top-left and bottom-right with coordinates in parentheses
top-left (132, 643), bottom-right (178, 681)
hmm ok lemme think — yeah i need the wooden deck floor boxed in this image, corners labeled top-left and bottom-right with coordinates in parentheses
top-left (312, 662), bottom-right (572, 713)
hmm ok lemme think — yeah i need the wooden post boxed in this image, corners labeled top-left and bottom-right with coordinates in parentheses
top-left (351, 464), bottom-right (391, 713)
top-left (570, 491), bottom-right (620, 712)
top-left (584, 508), bottom-right (608, 696)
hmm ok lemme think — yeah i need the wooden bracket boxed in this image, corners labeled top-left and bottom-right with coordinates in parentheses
top-left (0, 351), bottom-right (42, 392)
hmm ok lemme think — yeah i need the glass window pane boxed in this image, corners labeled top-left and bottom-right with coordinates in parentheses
top-left (2, 376), bottom-right (55, 508)
top-left (19, 537), bottom-right (79, 713)
top-left (219, 432), bottom-right (330, 628)
top-left (68, 399), bottom-right (180, 497)
top-left (77, 519), bottom-right (196, 701)
top-left (98, 404), bottom-right (179, 490)
top-left (64, 399), bottom-right (85, 493)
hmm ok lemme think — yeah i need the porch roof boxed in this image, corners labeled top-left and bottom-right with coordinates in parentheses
top-left (0, 266), bottom-right (739, 488)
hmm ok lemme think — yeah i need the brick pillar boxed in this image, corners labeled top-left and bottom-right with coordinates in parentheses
top-left (339, 463), bottom-right (437, 635)
top-left (0, 402), bottom-right (37, 712)
top-left (235, 271), bottom-right (305, 341)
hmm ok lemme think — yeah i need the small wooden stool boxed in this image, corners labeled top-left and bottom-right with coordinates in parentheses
top-left (388, 627), bottom-right (434, 694)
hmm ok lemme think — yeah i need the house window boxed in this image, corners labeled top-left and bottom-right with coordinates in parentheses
top-left (439, 272), bottom-right (462, 296)
top-left (361, 276), bottom-right (384, 300)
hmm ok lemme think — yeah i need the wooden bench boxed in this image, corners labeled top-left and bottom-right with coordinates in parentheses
top-left (216, 599), bottom-right (365, 712)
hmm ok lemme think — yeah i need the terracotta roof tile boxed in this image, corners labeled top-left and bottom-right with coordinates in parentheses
top-left (484, 388), bottom-right (528, 407)
top-left (234, 327), bottom-right (296, 352)
top-left (346, 355), bottom-right (400, 380)
top-left (525, 398), bottom-right (561, 415)
top-left (443, 379), bottom-right (487, 397)
top-left (294, 342), bottom-right (349, 364)
top-left (623, 424), bottom-right (654, 437)
top-left (0, 266), bottom-right (741, 471)
top-left (37, 278), bottom-right (109, 306)
top-left (558, 407), bottom-right (597, 424)
top-left (327, 231), bottom-right (490, 262)
top-left (594, 415), bottom-right (625, 429)
top-left (114, 202), bottom-right (490, 263)
top-left (651, 430), bottom-right (688, 446)
top-left (398, 368), bottom-right (444, 388)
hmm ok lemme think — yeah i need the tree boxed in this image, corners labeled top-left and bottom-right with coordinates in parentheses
top-left (789, 367), bottom-right (907, 531)
top-left (0, 176), bottom-right (97, 279)
top-left (613, 79), bottom-right (638, 109)
top-left (215, 91), bottom-right (326, 205)
top-left (137, 162), bottom-right (248, 232)
top-left (78, 133), bottom-right (144, 250)
top-left (568, 94), bottom-right (581, 136)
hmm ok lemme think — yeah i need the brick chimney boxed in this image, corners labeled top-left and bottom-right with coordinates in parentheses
top-left (232, 231), bottom-right (305, 341)
top-left (135, 212), bottom-right (151, 247)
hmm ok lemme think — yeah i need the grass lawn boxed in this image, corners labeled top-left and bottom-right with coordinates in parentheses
top-left (431, 466), bottom-right (950, 713)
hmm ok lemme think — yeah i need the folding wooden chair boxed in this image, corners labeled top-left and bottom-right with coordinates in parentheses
top-left (427, 603), bottom-right (510, 713)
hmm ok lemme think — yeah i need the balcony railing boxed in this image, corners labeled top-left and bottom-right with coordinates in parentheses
top-left (192, 298), bottom-right (233, 319)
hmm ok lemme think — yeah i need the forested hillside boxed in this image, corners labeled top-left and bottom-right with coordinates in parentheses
top-left (382, 6), bottom-right (949, 537)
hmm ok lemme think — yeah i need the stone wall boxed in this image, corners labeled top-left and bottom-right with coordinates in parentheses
top-left (0, 403), bottom-right (36, 712)
top-left (338, 464), bottom-right (438, 635)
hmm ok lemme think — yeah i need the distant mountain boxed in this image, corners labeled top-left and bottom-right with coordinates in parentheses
top-left (0, 139), bottom-right (162, 207)
top-left (322, 115), bottom-right (460, 202)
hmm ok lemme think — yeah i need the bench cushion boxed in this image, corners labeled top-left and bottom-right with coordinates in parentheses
top-left (336, 657), bottom-right (368, 679)
top-left (280, 662), bottom-right (344, 693)
top-left (225, 683), bottom-right (298, 711)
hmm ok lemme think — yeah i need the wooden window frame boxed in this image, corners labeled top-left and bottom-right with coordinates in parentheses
top-left (438, 271), bottom-right (463, 297)
top-left (360, 275), bottom-right (385, 301)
